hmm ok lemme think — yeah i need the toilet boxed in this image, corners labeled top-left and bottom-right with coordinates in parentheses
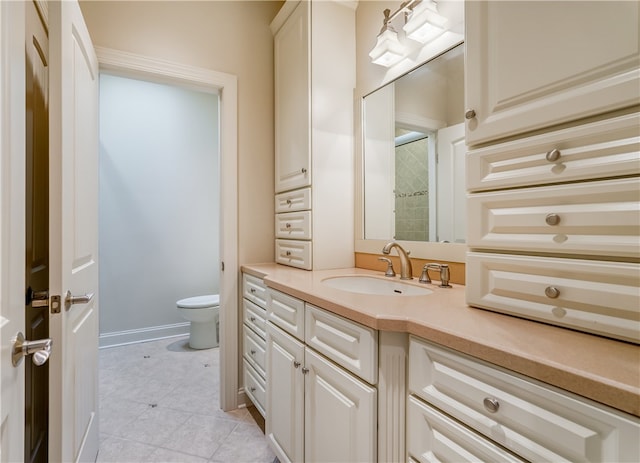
top-left (176, 294), bottom-right (220, 349)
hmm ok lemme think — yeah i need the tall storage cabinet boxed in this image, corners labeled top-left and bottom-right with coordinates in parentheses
top-left (464, 1), bottom-right (640, 343)
top-left (271, 0), bottom-right (356, 270)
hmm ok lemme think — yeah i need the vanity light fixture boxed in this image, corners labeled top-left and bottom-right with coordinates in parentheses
top-left (403, 0), bottom-right (448, 44)
top-left (369, 0), bottom-right (448, 68)
top-left (368, 9), bottom-right (406, 67)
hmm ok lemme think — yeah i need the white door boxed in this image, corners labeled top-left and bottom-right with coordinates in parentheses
top-left (436, 123), bottom-right (465, 243)
top-left (48, 1), bottom-right (100, 462)
top-left (0, 2), bottom-right (27, 461)
top-left (266, 322), bottom-right (305, 463)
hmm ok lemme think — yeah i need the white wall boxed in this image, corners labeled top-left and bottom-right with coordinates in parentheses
top-left (99, 74), bottom-right (219, 345)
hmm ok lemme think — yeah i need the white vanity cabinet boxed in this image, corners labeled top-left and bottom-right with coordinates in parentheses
top-left (241, 273), bottom-right (268, 416)
top-left (407, 337), bottom-right (640, 463)
top-left (271, 0), bottom-right (355, 270)
top-left (464, 1), bottom-right (640, 146)
top-left (265, 288), bottom-right (377, 463)
top-left (465, 1), bottom-right (640, 343)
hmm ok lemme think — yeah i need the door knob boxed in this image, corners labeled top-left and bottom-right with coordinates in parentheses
top-left (65, 290), bottom-right (94, 310)
top-left (12, 332), bottom-right (52, 367)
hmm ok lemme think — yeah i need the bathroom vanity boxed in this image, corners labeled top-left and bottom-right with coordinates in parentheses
top-left (242, 263), bottom-right (639, 463)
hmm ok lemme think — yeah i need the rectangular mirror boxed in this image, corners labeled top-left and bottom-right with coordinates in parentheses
top-left (363, 43), bottom-right (465, 245)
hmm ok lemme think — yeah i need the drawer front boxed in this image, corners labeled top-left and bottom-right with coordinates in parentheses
top-left (275, 187), bottom-right (311, 213)
top-left (243, 298), bottom-right (267, 339)
top-left (243, 360), bottom-right (266, 417)
top-left (243, 326), bottom-right (266, 377)
top-left (243, 273), bottom-right (268, 308)
top-left (267, 288), bottom-right (305, 341)
top-left (276, 210), bottom-right (312, 240)
top-left (407, 395), bottom-right (525, 463)
top-left (467, 112), bottom-right (640, 192)
top-left (275, 239), bottom-right (312, 270)
top-left (409, 337), bottom-right (640, 463)
top-left (305, 304), bottom-right (378, 384)
top-left (466, 252), bottom-right (640, 343)
top-left (467, 177), bottom-right (640, 258)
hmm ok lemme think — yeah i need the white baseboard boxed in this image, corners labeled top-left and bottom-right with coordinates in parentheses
top-left (99, 322), bottom-right (190, 348)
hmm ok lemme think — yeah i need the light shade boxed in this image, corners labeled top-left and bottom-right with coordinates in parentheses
top-left (403, 0), bottom-right (448, 44)
top-left (369, 28), bottom-right (406, 67)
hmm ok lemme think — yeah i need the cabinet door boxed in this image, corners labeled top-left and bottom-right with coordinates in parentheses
top-left (266, 322), bottom-right (304, 463)
top-left (274, 0), bottom-right (311, 193)
top-left (465, 1), bottom-right (640, 146)
top-left (304, 348), bottom-right (377, 463)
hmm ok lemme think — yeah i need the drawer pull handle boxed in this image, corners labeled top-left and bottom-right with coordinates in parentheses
top-left (285, 223), bottom-right (291, 229)
top-left (285, 251), bottom-right (292, 256)
top-left (546, 148), bottom-right (561, 162)
top-left (545, 213), bottom-right (561, 226)
top-left (293, 361), bottom-right (301, 369)
top-left (286, 199), bottom-right (292, 205)
top-left (249, 386), bottom-right (256, 392)
top-left (250, 349), bottom-right (256, 355)
top-left (545, 286), bottom-right (560, 299)
top-left (301, 167), bottom-right (307, 174)
top-left (250, 288), bottom-right (256, 294)
top-left (465, 109), bottom-right (476, 120)
top-left (483, 397), bottom-right (500, 413)
top-left (249, 316), bottom-right (256, 322)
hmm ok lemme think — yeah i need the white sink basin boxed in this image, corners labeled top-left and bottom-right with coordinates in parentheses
top-left (322, 275), bottom-right (433, 296)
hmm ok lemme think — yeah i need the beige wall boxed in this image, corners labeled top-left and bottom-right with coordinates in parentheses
top-left (80, 0), bottom-right (283, 266)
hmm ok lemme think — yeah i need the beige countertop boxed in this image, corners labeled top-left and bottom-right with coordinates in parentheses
top-left (242, 262), bottom-right (640, 418)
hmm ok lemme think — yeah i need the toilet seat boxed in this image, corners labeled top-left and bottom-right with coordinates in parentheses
top-left (177, 294), bottom-right (220, 309)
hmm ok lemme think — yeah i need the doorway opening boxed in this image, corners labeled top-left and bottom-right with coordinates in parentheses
top-left (95, 48), bottom-right (239, 411)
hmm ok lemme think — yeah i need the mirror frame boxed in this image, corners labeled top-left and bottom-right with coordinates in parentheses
top-left (355, 37), bottom-right (466, 263)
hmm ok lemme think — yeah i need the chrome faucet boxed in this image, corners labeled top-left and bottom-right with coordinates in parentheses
top-left (419, 263), bottom-right (452, 288)
top-left (382, 242), bottom-right (413, 280)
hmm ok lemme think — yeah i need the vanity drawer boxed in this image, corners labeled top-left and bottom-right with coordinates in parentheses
top-left (243, 298), bottom-right (267, 339)
top-left (275, 210), bottom-right (312, 240)
top-left (243, 326), bottom-right (266, 377)
top-left (275, 239), bottom-right (312, 270)
top-left (466, 252), bottom-right (640, 343)
top-left (267, 288), bottom-right (305, 341)
top-left (243, 273), bottom-right (268, 308)
top-left (275, 187), bottom-right (311, 213)
top-left (243, 360), bottom-right (266, 417)
top-left (305, 304), bottom-right (378, 384)
top-left (467, 112), bottom-right (640, 192)
top-left (467, 177), bottom-right (640, 258)
top-left (407, 395), bottom-right (525, 463)
top-left (409, 337), bottom-right (640, 463)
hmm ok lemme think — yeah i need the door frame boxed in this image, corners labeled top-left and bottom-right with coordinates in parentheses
top-left (95, 47), bottom-right (239, 411)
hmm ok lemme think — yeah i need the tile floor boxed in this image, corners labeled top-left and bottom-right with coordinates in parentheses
top-left (98, 336), bottom-right (276, 463)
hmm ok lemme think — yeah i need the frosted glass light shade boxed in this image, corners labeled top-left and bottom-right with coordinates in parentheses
top-left (403, 0), bottom-right (448, 44)
top-left (369, 29), bottom-right (406, 67)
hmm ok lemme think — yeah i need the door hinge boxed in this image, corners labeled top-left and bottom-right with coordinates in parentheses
top-left (221, 261), bottom-right (225, 271)
top-left (50, 295), bottom-right (61, 314)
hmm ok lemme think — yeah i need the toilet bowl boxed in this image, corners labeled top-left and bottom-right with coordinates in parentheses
top-left (176, 294), bottom-right (220, 349)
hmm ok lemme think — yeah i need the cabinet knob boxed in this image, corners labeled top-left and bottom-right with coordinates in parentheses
top-left (301, 367), bottom-right (309, 374)
top-left (546, 148), bottom-right (561, 162)
top-left (249, 316), bottom-right (256, 322)
top-left (545, 213), bottom-right (561, 226)
top-left (545, 286), bottom-right (560, 299)
top-left (285, 223), bottom-right (291, 229)
top-left (285, 250), bottom-right (292, 256)
top-left (286, 199), bottom-right (292, 205)
top-left (250, 349), bottom-right (256, 355)
top-left (301, 167), bottom-right (307, 174)
top-left (465, 109), bottom-right (476, 120)
top-left (249, 386), bottom-right (256, 392)
top-left (483, 397), bottom-right (500, 413)
top-left (293, 361), bottom-right (301, 369)
top-left (250, 288), bottom-right (256, 294)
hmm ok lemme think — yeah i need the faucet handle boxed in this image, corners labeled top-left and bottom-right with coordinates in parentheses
top-left (378, 257), bottom-right (396, 277)
top-left (419, 264), bottom-right (432, 284)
